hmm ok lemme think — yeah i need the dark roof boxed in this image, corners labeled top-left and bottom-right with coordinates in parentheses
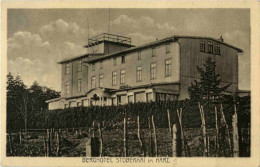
top-left (85, 35), bottom-right (243, 64)
top-left (57, 35), bottom-right (243, 64)
top-left (57, 53), bottom-right (104, 64)
top-left (46, 97), bottom-right (62, 103)
top-left (86, 36), bottom-right (175, 63)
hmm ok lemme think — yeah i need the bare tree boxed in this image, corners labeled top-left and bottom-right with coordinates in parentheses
top-left (17, 90), bottom-right (31, 138)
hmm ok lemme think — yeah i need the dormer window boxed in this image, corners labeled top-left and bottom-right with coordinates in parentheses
top-left (78, 60), bottom-right (82, 72)
top-left (208, 41), bottom-right (213, 54)
top-left (166, 44), bottom-right (170, 53)
top-left (138, 51), bottom-right (142, 60)
top-left (65, 63), bottom-right (70, 74)
top-left (152, 48), bottom-right (156, 57)
top-left (122, 55), bottom-right (125, 64)
top-left (215, 44), bottom-right (220, 55)
top-left (200, 41), bottom-right (206, 52)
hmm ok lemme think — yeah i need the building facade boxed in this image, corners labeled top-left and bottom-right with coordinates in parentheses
top-left (46, 33), bottom-right (243, 110)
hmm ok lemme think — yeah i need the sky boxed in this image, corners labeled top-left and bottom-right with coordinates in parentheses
top-left (7, 9), bottom-right (250, 91)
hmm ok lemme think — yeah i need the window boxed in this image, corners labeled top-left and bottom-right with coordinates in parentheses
top-left (92, 63), bottom-right (95, 71)
top-left (146, 93), bottom-right (153, 102)
top-left (99, 74), bottom-right (103, 87)
top-left (113, 58), bottom-right (117, 66)
top-left (208, 41), bottom-right (213, 53)
top-left (65, 63), bottom-right (70, 74)
top-left (166, 44), bottom-right (170, 53)
top-left (121, 55), bottom-right (125, 64)
top-left (117, 96), bottom-right (121, 104)
top-left (215, 44), bottom-right (220, 55)
top-left (128, 95), bottom-right (133, 103)
top-left (200, 41), bottom-right (206, 52)
top-left (120, 69), bottom-right (125, 84)
top-left (137, 66), bottom-right (142, 82)
top-left (77, 102), bottom-right (82, 107)
top-left (65, 83), bottom-right (69, 95)
top-left (152, 48), bottom-right (156, 57)
top-left (165, 59), bottom-right (172, 77)
top-left (100, 61), bottom-right (103, 69)
top-left (91, 76), bottom-right (96, 88)
top-left (150, 63), bottom-right (157, 79)
top-left (78, 60), bottom-right (82, 72)
top-left (77, 79), bottom-right (81, 92)
top-left (112, 72), bottom-right (117, 86)
top-left (65, 104), bottom-right (69, 108)
top-left (138, 51), bottom-right (142, 60)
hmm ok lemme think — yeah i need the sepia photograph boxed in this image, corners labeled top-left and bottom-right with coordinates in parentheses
top-left (1, 2), bottom-right (259, 167)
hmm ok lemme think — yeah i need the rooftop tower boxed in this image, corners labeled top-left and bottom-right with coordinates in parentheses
top-left (84, 33), bottom-right (135, 55)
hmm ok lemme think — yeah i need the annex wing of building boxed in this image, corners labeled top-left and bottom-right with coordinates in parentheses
top-left (46, 33), bottom-right (243, 110)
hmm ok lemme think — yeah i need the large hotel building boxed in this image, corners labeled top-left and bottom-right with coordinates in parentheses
top-left (46, 33), bottom-right (243, 110)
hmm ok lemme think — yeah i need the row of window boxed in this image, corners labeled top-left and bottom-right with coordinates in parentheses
top-left (65, 58), bottom-right (172, 94)
top-left (200, 41), bottom-right (220, 55)
top-left (64, 92), bottom-right (177, 108)
top-left (65, 44), bottom-right (171, 74)
top-left (65, 60), bottom-right (83, 74)
top-left (65, 79), bottom-right (82, 95)
top-left (90, 59), bottom-right (172, 88)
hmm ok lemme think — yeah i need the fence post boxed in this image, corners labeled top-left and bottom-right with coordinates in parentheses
top-left (47, 129), bottom-right (51, 156)
top-left (44, 137), bottom-right (47, 157)
top-left (123, 111), bottom-right (128, 157)
top-left (177, 108), bottom-right (187, 156)
top-left (8, 133), bottom-right (13, 155)
top-left (137, 114), bottom-right (145, 156)
top-left (92, 121), bottom-right (95, 138)
top-left (214, 136), bottom-right (217, 156)
top-left (214, 106), bottom-right (219, 156)
top-left (151, 115), bottom-right (158, 157)
top-left (172, 124), bottom-right (177, 157)
top-left (167, 109), bottom-right (172, 135)
top-left (220, 103), bottom-right (232, 155)
top-left (86, 138), bottom-right (92, 157)
top-left (56, 131), bottom-right (60, 156)
top-left (233, 104), bottom-right (239, 157)
top-left (19, 129), bottom-right (22, 144)
top-left (98, 122), bottom-right (103, 157)
top-left (207, 137), bottom-right (210, 156)
top-left (148, 116), bottom-right (153, 157)
top-left (198, 103), bottom-right (208, 157)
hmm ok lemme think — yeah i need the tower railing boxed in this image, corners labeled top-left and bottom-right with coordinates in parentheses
top-left (88, 33), bottom-right (131, 46)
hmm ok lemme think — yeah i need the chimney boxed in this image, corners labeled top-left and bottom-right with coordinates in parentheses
top-left (219, 35), bottom-right (224, 42)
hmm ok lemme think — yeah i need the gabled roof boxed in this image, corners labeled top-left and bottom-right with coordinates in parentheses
top-left (57, 53), bottom-right (104, 64)
top-left (57, 35), bottom-right (243, 64)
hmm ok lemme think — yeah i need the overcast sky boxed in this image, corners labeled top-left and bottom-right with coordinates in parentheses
top-left (7, 9), bottom-right (250, 91)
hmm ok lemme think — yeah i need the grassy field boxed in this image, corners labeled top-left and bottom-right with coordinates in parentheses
top-left (6, 127), bottom-right (250, 157)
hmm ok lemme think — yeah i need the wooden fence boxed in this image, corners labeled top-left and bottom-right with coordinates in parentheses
top-left (6, 101), bottom-right (250, 157)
